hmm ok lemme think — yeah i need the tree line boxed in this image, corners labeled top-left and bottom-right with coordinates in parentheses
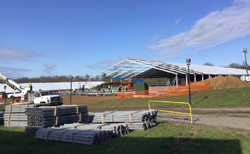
top-left (0, 74), bottom-right (101, 83)
top-left (203, 61), bottom-right (250, 69)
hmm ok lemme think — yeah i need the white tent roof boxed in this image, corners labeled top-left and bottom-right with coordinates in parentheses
top-left (97, 58), bottom-right (247, 79)
top-left (0, 81), bottom-right (104, 93)
top-left (173, 63), bottom-right (247, 75)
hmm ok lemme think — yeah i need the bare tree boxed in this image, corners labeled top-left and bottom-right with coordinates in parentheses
top-left (12, 74), bottom-right (97, 83)
top-left (85, 74), bottom-right (90, 80)
top-left (228, 63), bottom-right (243, 68)
top-left (203, 62), bottom-right (214, 66)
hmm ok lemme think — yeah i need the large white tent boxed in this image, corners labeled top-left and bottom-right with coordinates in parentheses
top-left (96, 59), bottom-right (248, 87)
top-left (0, 81), bottom-right (104, 93)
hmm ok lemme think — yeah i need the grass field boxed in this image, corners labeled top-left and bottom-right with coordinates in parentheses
top-left (1, 87), bottom-right (250, 153)
top-left (1, 87), bottom-right (250, 111)
top-left (0, 123), bottom-right (249, 154)
top-left (86, 87), bottom-right (250, 110)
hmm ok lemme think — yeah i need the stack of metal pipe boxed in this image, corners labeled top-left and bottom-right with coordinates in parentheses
top-left (26, 105), bottom-right (88, 127)
top-left (88, 110), bottom-right (157, 130)
top-left (0, 111), bottom-right (4, 125)
top-left (26, 108), bottom-right (55, 127)
top-left (119, 123), bottom-right (147, 130)
top-left (33, 109), bottom-right (158, 145)
top-left (35, 127), bottom-right (112, 145)
top-left (25, 126), bottom-right (42, 136)
top-left (4, 104), bottom-right (34, 127)
top-left (58, 123), bottom-right (129, 137)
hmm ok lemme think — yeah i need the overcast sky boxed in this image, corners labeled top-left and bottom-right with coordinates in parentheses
top-left (1, 0), bottom-right (250, 78)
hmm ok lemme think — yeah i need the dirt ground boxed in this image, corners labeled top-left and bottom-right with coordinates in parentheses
top-left (61, 95), bottom-right (250, 131)
top-left (62, 95), bottom-right (116, 105)
top-left (157, 107), bottom-right (250, 131)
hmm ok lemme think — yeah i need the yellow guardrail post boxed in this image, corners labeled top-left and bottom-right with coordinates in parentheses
top-left (148, 100), bottom-right (193, 125)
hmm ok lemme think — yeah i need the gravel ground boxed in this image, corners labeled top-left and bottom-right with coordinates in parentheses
top-left (157, 107), bottom-right (250, 130)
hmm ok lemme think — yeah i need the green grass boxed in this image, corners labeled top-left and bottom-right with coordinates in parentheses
top-left (1, 87), bottom-right (250, 153)
top-left (0, 123), bottom-right (249, 154)
top-left (1, 87), bottom-right (250, 111)
top-left (88, 87), bottom-right (250, 110)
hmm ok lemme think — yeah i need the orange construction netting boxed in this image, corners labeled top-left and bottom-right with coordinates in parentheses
top-left (117, 81), bottom-right (210, 99)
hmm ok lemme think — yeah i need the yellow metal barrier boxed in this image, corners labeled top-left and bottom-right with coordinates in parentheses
top-left (148, 100), bottom-right (193, 125)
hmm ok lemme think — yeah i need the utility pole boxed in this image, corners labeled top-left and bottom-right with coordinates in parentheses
top-left (4, 85), bottom-right (6, 103)
top-left (242, 48), bottom-right (248, 81)
top-left (70, 76), bottom-right (73, 105)
top-left (186, 59), bottom-right (191, 105)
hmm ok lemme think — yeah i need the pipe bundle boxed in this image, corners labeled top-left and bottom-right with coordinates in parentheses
top-left (88, 110), bottom-right (157, 130)
top-left (0, 111), bottom-right (4, 125)
top-left (35, 128), bottom-right (112, 145)
top-left (33, 110), bottom-right (158, 145)
top-left (59, 123), bottom-right (129, 137)
top-left (26, 105), bottom-right (88, 127)
top-left (25, 126), bottom-right (42, 136)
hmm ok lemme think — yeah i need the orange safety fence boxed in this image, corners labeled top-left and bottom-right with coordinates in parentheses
top-left (117, 81), bottom-right (210, 99)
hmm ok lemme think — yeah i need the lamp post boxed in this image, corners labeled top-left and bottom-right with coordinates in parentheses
top-left (242, 48), bottom-right (249, 80)
top-left (186, 59), bottom-right (191, 105)
top-left (70, 76), bottom-right (73, 105)
top-left (4, 85), bottom-right (6, 103)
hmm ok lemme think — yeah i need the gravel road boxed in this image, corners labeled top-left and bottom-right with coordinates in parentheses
top-left (158, 107), bottom-right (250, 130)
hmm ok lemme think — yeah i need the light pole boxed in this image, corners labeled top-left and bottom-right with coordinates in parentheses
top-left (242, 48), bottom-right (249, 80)
top-left (4, 85), bottom-right (6, 103)
top-left (70, 76), bottom-right (73, 105)
top-left (186, 59), bottom-right (191, 105)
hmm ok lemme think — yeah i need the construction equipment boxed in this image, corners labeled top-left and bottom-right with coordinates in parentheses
top-left (0, 73), bottom-right (31, 102)
top-left (0, 73), bottom-right (63, 106)
top-left (101, 73), bottom-right (143, 91)
top-left (0, 91), bottom-right (7, 99)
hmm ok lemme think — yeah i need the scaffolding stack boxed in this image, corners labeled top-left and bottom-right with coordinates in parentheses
top-left (0, 111), bottom-right (4, 125)
top-left (33, 109), bottom-right (157, 145)
top-left (4, 104), bottom-right (34, 127)
top-left (88, 110), bottom-right (158, 130)
top-left (25, 126), bottom-right (41, 136)
top-left (35, 128), bottom-right (112, 145)
top-left (2, 103), bottom-right (158, 145)
top-left (26, 105), bottom-right (88, 127)
top-left (58, 123), bottom-right (130, 137)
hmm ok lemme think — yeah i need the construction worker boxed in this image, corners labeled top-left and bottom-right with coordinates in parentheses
top-left (28, 82), bottom-right (33, 92)
top-left (73, 88), bottom-right (76, 95)
top-left (108, 85), bottom-right (111, 92)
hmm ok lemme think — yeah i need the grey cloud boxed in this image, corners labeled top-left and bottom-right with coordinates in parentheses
top-left (147, 0), bottom-right (250, 59)
top-left (43, 64), bottom-right (56, 74)
top-left (0, 66), bottom-right (31, 79)
top-left (0, 47), bottom-right (40, 61)
top-left (86, 59), bottom-right (122, 69)
top-left (151, 35), bottom-right (160, 42)
top-left (174, 19), bottom-right (181, 25)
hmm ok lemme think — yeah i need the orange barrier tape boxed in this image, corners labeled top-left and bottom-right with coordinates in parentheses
top-left (117, 81), bottom-right (210, 99)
